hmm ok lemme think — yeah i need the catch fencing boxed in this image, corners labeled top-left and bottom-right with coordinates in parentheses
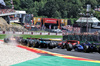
top-left (63, 32), bottom-right (100, 42)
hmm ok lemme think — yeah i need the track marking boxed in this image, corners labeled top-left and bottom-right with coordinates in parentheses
top-left (17, 45), bottom-right (100, 63)
top-left (0, 40), bottom-right (100, 64)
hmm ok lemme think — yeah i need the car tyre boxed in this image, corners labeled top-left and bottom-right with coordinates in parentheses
top-left (84, 45), bottom-right (90, 53)
top-left (4, 38), bottom-right (8, 43)
top-left (98, 47), bottom-right (100, 54)
top-left (66, 44), bottom-right (73, 51)
top-left (35, 42), bottom-right (39, 48)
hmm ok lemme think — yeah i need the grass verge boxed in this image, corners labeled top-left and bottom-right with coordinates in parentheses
top-left (20, 35), bottom-right (62, 39)
top-left (0, 34), bottom-right (62, 39)
top-left (0, 34), bottom-right (6, 39)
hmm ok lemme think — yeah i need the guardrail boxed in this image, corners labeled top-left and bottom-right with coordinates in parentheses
top-left (0, 31), bottom-right (63, 36)
top-left (0, 31), bottom-right (98, 36)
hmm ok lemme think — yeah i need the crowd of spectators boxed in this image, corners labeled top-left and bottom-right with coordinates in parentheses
top-left (95, 7), bottom-right (100, 12)
top-left (0, 3), bottom-right (15, 14)
top-left (0, 9), bottom-right (15, 14)
top-left (9, 16), bottom-right (19, 21)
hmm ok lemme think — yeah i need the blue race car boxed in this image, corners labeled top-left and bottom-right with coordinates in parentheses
top-left (34, 38), bottom-right (57, 49)
top-left (74, 41), bottom-right (100, 53)
top-left (39, 39), bottom-right (48, 48)
top-left (73, 44), bottom-right (84, 51)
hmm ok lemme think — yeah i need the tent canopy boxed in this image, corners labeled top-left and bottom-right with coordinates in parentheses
top-left (76, 17), bottom-right (100, 23)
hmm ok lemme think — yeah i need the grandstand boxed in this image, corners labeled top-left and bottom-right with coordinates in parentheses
top-left (0, 0), bottom-right (27, 31)
top-left (0, 0), bottom-right (26, 23)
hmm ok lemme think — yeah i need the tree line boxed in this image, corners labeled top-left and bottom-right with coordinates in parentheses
top-left (5, 0), bottom-right (100, 19)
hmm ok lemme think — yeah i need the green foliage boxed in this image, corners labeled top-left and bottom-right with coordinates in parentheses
top-left (95, 11), bottom-right (100, 19)
top-left (4, 0), bottom-right (12, 8)
top-left (4, 0), bottom-right (100, 19)
top-left (43, 0), bottom-right (58, 18)
top-left (13, 0), bottom-right (21, 9)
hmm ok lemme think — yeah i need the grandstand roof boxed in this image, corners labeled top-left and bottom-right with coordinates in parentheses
top-left (15, 10), bottom-right (26, 14)
top-left (0, 9), bottom-right (26, 16)
top-left (76, 17), bottom-right (100, 23)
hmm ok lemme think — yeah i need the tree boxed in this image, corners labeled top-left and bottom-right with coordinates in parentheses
top-left (43, 0), bottom-right (58, 18)
top-left (5, 0), bottom-right (12, 8)
top-left (55, 0), bottom-right (67, 18)
top-left (85, 0), bottom-right (98, 8)
top-left (4, 0), bottom-right (100, 19)
top-left (19, 0), bottom-right (34, 13)
top-left (13, 0), bottom-right (21, 10)
top-left (32, 0), bottom-right (47, 17)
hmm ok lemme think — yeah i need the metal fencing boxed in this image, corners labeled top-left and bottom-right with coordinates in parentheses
top-left (63, 32), bottom-right (100, 42)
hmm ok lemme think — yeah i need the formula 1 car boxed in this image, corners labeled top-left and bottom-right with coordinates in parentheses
top-left (20, 37), bottom-right (39, 47)
top-left (83, 42), bottom-right (100, 53)
top-left (65, 40), bottom-right (80, 51)
top-left (48, 40), bottom-right (57, 49)
top-left (38, 39), bottom-right (48, 48)
top-left (73, 41), bottom-right (100, 53)
top-left (20, 38), bottom-right (57, 49)
top-left (4, 36), bottom-right (19, 43)
top-left (4, 38), bottom-right (9, 43)
top-left (25, 38), bottom-right (37, 47)
top-left (49, 39), bottom-right (61, 49)
top-left (57, 41), bottom-right (67, 49)
top-left (33, 38), bottom-right (48, 48)
top-left (17, 37), bottom-right (29, 45)
top-left (34, 39), bottom-right (57, 49)
top-left (17, 37), bottom-right (23, 44)
top-left (73, 43), bottom-right (84, 52)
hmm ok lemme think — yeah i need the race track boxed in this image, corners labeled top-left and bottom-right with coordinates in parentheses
top-left (39, 48), bottom-right (100, 60)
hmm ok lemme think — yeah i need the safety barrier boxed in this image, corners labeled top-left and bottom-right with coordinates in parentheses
top-left (0, 31), bottom-right (63, 36)
top-left (0, 31), bottom-right (98, 36)
top-left (63, 33), bottom-right (100, 42)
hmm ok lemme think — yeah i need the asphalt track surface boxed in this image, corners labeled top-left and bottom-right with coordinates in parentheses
top-left (39, 48), bottom-right (100, 61)
top-left (1, 40), bottom-right (100, 66)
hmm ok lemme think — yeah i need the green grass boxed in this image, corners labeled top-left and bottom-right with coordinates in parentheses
top-left (0, 34), bottom-right (62, 39)
top-left (20, 35), bottom-right (62, 39)
top-left (0, 34), bottom-right (6, 39)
